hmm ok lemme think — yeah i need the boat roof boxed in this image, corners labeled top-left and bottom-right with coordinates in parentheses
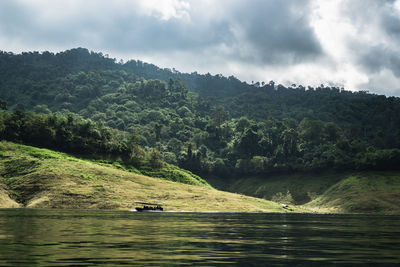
top-left (135, 202), bottom-right (163, 206)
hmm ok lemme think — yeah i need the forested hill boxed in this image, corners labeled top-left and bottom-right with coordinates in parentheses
top-left (1, 48), bottom-right (400, 178)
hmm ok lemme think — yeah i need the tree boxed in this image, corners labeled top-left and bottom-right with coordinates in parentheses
top-left (211, 107), bottom-right (228, 127)
top-left (237, 129), bottom-right (260, 158)
top-left (235, 117), bottom-right (251, 133)
top-left (299, 119), bottom-right (324, 145)
top-left (149, 148), bottom-right (163, 168)
top-left (281, 128), bottom-right (298, 156)
top-left (324, 122), bottom-right (341, 142)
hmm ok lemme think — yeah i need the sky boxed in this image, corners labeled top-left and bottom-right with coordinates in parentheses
top-left (1, 0), bottom-right (400, 96)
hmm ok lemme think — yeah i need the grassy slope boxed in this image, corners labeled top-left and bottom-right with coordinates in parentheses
top-left (0, 141), bottom-right (305, 212)
top-left (307, 173), bottom-right (400, 213)
top-left (216, 172), bottom-right (400, 214)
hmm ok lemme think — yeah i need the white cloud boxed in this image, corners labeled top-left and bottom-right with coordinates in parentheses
top-left (136, 0), bottom-right (190, 21)
top-left (302, 0), bottom-right (369, 90)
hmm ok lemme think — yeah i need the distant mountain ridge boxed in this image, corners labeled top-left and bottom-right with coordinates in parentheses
top-left (0, 47), bottom-right (391, 122)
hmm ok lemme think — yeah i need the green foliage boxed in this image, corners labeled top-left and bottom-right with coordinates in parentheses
top-left (0, 111), bottom-right (206, 185)
top-left (1, 48), bottom-right (400, 179)
top-left (149, 148), bottom-right (163, 169)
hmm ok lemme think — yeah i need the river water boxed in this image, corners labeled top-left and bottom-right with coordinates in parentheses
top-left (0, 209), bottom-right (399, 266)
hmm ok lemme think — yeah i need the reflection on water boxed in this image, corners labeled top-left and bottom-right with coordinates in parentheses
top-left (0, 209), bottom-right (399, 266)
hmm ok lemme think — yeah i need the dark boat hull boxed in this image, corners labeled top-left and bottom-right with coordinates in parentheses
top-left (135, 207), bottom-right (163, 212)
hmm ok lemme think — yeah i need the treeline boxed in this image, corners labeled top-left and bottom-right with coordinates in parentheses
top-left (0, 109), bottom-right (163, 169)
top-left (1, 48), bottom-right (400, 178)
top-left (181, 116), bottom-right (400, 176)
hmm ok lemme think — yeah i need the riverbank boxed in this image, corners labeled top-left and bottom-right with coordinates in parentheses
top-left (0, 141), bottom-right (306, 212)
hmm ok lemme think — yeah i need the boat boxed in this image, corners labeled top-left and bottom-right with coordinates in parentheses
top-left (135, 202), bottom-right (164, 212)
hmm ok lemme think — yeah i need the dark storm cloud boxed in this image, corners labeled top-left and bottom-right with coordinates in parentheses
top-left (341, 0), bottom-right (400, 74)
top-left (102, 14), bottom-right (232, 53)
top-left (0, 0), bottom-right (234, 55)
top-left (358, 46), bottom-right (400, 77)
top-left (227, 0), bottom-right (322, 64)
top-left (0, 0), bottom-right (322, 66)
top-left (382, 13), bottom-right (400, 37)
top-left (337, 0), bottom-right (400, 95)
top-left (74, 0), bottom-right (324, 67)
